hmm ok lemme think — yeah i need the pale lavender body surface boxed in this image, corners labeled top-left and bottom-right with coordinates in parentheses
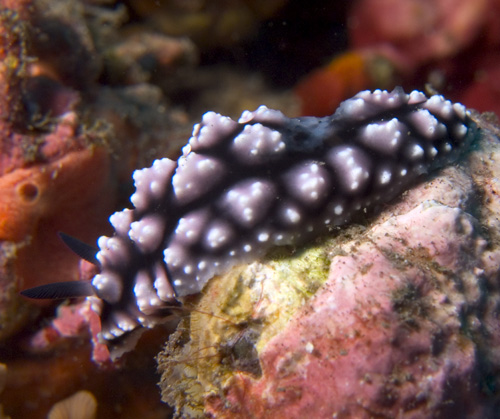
top-left (90, 88), bottom-right (478, 343)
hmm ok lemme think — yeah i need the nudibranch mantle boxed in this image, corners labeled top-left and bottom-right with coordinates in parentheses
top-left (25, 88), bottom-right (480, 352)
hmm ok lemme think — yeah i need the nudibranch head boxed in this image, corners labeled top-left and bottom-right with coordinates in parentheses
top-left (21, 88), bottom-right (479, 358)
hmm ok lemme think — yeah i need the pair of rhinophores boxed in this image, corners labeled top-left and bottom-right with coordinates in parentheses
top-left (22, 87), bottom-right (479, 357)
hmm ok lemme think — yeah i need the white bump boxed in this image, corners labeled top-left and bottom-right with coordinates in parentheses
top-left (242, 207), bottom-right (254, 222)
top-left (400, 168), bottom-right (408, 176)
top-left (172, 153), bottom-right (224, 204)
top-left (443, 143), bottom-right (452, 153)
top-left (452, 102), bottom-right (466, 119)
top-left (107, 327), bottom-right (125, 339)
top-left (174, 209), bottom-right (208, 245)
top-left (238, 105), bottom-right (285, 124)
top-left (258, 232), bottom-right (270, 242)
top-left (284, 161), bottom-right (330, 204)
top-left (379, 169), bottom-right (392, 185)
top-left (243, 244), bottom-right (252, 252)
top-left (174, 279), bottom-right (182, 287)
top-left (191, 122), bottom-right (201, 137)
top-left (411, 109), bottom-right (440, 139)
top-left (164, 245), bottom-right (187, 268)
top-left (327, 146), bottom-right (371, 194)
top-left (440, 102), bottom-right (453, 118)
top-left (232, 123), bottom-right (286, 163)
top-left (92, 273), bottom-right (123, 303)
top-left (203, 220), bottom-right (234, 250)
top-left (285, 207), bottom-right (301, 224)
top-left (334, 204), bottom-right (343, 215)
top-left (343, 98), bottom-right (366, 119)
top-left (361, 118), bottom-right (404, 154)
top-left (408, 90), bottom-right (427, 104)
top-left (220, 179), bottom-right (275, 227)
top-left (153, 263), bottom-right (175, 301)
top-left (134, 270), bottom-right (163, 314)
top-left (128, 215), bottom-right (165, 253)
top-left (189, 112), bottom-right (238, 150)
top-left (410, 144), bottom-right (424, 159)
top-left (96, 236), bottom-right (129, 266)
top-left (113, 312), bottom-right (137, 332)
top-left (455, 123), bottom-right (468, 138)
top-left (425, 96), bottom-right (453, 119)
top-left (130, 158), bottom-right (176, 211)
top-left (109, 209), bottom-right (133, 235)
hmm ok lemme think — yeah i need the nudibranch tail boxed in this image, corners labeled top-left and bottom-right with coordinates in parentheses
top-left (21, 88), bottom-right (479, 358)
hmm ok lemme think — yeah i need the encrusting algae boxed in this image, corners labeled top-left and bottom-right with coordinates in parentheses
top-left (158, 240), bottom-right (332, 418)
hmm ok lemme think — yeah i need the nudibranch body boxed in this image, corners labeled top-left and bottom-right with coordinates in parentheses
top-left (22, 88), bottom-right (479, 354)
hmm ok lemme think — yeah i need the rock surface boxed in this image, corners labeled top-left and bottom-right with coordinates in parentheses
top-left (158, 115), bottom-right (500, 418)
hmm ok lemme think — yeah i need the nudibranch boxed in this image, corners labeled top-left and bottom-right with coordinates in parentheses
top-left (21, 88), bottom-right (479, 356)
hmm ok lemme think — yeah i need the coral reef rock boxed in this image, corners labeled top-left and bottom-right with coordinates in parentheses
top-left (158, 114), bottom-right (500, 418)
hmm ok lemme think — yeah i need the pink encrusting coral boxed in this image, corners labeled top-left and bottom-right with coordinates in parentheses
top-left (213, 210), bottom-right (486, 417)
top-left (159, 116), bottom-right (500, 418)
